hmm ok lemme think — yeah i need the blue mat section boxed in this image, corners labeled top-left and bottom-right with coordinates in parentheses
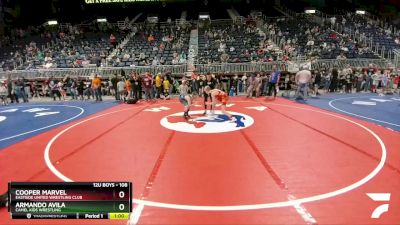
top-left (287, 93), bottom-right (400, 132)
top-left (0, 101), bottom-right (119, 149)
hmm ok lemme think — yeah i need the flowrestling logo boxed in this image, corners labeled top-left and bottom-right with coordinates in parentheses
top-left (160, 110), bottom-right (254, 133)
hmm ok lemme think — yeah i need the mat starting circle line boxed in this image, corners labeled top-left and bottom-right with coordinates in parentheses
top-left (44, 101), bottom-right (387, 211)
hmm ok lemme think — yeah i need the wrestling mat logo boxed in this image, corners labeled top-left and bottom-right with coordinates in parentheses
top-left (160, 110), bottom-right (254, 133)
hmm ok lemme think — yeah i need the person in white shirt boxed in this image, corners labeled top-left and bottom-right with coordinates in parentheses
top-left (117, 79), bottom-right (126, 101)
top-left (371, 70), bottom-right (382, 93)
top-left (152, 57), bottom-right (159, 66)
top-left (241, 73), bottom-right (247, 93)
top-left (295, 66), bottom-right (312, 100)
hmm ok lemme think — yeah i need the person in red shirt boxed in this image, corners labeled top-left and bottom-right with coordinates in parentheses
top-left (141, 72), bottom-right (153, 100)
top-left (110, 34), bottom-right (117, 47)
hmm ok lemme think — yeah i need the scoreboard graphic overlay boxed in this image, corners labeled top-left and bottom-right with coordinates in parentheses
top-left (8, 182), bottom-right (132, 220)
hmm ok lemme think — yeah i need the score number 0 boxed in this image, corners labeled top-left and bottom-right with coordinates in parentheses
top-left (118, 190), bottom-right (126, 211)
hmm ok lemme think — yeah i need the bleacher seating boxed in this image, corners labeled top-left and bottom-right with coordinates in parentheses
top-left (109, 25), bottom-right (190, 67)
top-left (198, 22), bottom-right (265, 64)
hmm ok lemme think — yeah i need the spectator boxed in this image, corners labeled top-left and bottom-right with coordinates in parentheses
top-left (268, 65), bottom-right (281, 98)
top-left (0, 82), bottom-right (8, 105)
top-left (295, 66), bottom-right (312, 100)
top-left (92, 74), bottom-right (102, 101)
top-left (148, 34), bottom-right (155, 43)
top-left (142, 72), bottom-right (153, 100)
top-left (117, 78), bottom-right (126, 101)
top-left (111, 74), bottom-right (120, 101)
top-left (110, 34), bottom-right (117, 47)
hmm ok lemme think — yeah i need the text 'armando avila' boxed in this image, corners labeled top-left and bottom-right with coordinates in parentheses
top-left (14, 201), bottom-right (66, 212)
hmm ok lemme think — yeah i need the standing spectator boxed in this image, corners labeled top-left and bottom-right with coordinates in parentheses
top-left (246, 74), bottom-right (256, 98)
top-left (221, 74), bottom-right (229, 93)
top-left (295, 66), bottom-right (312, 100)
top-left (155, 73), bottom-right (163, 99)
top-left (365, 64), bottom-right (375, 92)
top-left (77, 80), bottom-right (85, 101)
top-left (17, 78), bottom-right (28, 103)
top-left (345, 71), bottom-right (353, 93)
top-left (117, 79), bottom-right (126, 102)
top-left (129, 73), bottom-right (136, 99)
top-left (83, 81), bottom-right (93, 100)
top-left (92, 74), bottom-right (102, 101)
top-left (133, 73), bottom-right (142, 100)
top-left (69, 78), bottom-right (77, 100)
top-left (124, 77), bottom-right (132, 101)
top-left (380, 70), bottom-right (390, 96)
top-left (32, 81), bottom-right (39, 98)
top-left (58, 80), bottom-right (66, 101)
top-left (165, 73), bottom-right (173, 96)
top-left (241, 73), bottom-right (247, 93)
top-left (49, 78), bottom-right (61, 101)
top-left (314, 69), bottom-right (321, 95)
top-left (371, 70), bottom-right (381, 93)
top-left (0, 82), bottom-right (8, 105)
top-left (262, 73), bottom-right (270, 96)
top-left (268, 65), bottom-right (281, 98)
top-left (24, 78), bottom-right (31, 99)
top-left (323, 70), bottom-right (331, 93)
top-left (198, 75), bottom-right (206, 95)
top-left (191, 71), bottom-right (199, 95)
top-left (142, 72), bottom-right (153, 101)
top-left (163, 76), bottom-right (171, 100)
top-left (230, 75), bottom-right (238, 96)
top-left (7, 76), bottom-right (15, 103)
top-left (111, 74), bottom-right (120, 101)
top-left (329, 68), bottom-right (339, 93)
top-left (255, 74), bottom-right (262, 97)
top-left (11, 81), bottom-right (19, 103)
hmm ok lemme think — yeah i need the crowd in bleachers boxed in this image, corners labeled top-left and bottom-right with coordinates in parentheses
top-left (1, 11), bottom-right (399, 70)
top-left (267, 15), bottom-right (379, 60)
top-left (0, 22), bottom-right (124, 71)
top-left (198, 20), bottom-right (281, 64)
top-left (336, 13), bottom-right (400, 57)
top-left (107, 23), bottom-right (191, 67)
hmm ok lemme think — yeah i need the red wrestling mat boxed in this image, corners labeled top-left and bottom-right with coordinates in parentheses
top-left (0, 97), bottom-right (399, 225)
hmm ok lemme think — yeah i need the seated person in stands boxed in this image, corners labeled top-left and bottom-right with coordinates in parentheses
top-left (123, 52), bottom-right (130, 60)
top-left (148, 34), bottom-right (155, 43)
top-left (337, 52), bottom-right (347, 60)
top-left (172, 57), bottom-right (179, 65)
top-left (152, 57), bottom-right (159, 66)
top-left (44, 53), bottom-right (52, 63)
top-left (139, 52), bottom-right (146, 60)
top-left (220, 52), bottom-right (229, 63)
top-left (179, 52), bottom-right (186, 63)
top-left (110, 34), bottom-right (117, 47)
top-left (152, 44), bottom-right (158, 51)
top-left (159, 42), bottom-right (165, 51)
top-left (159, 57), bottom-right (166, 65)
